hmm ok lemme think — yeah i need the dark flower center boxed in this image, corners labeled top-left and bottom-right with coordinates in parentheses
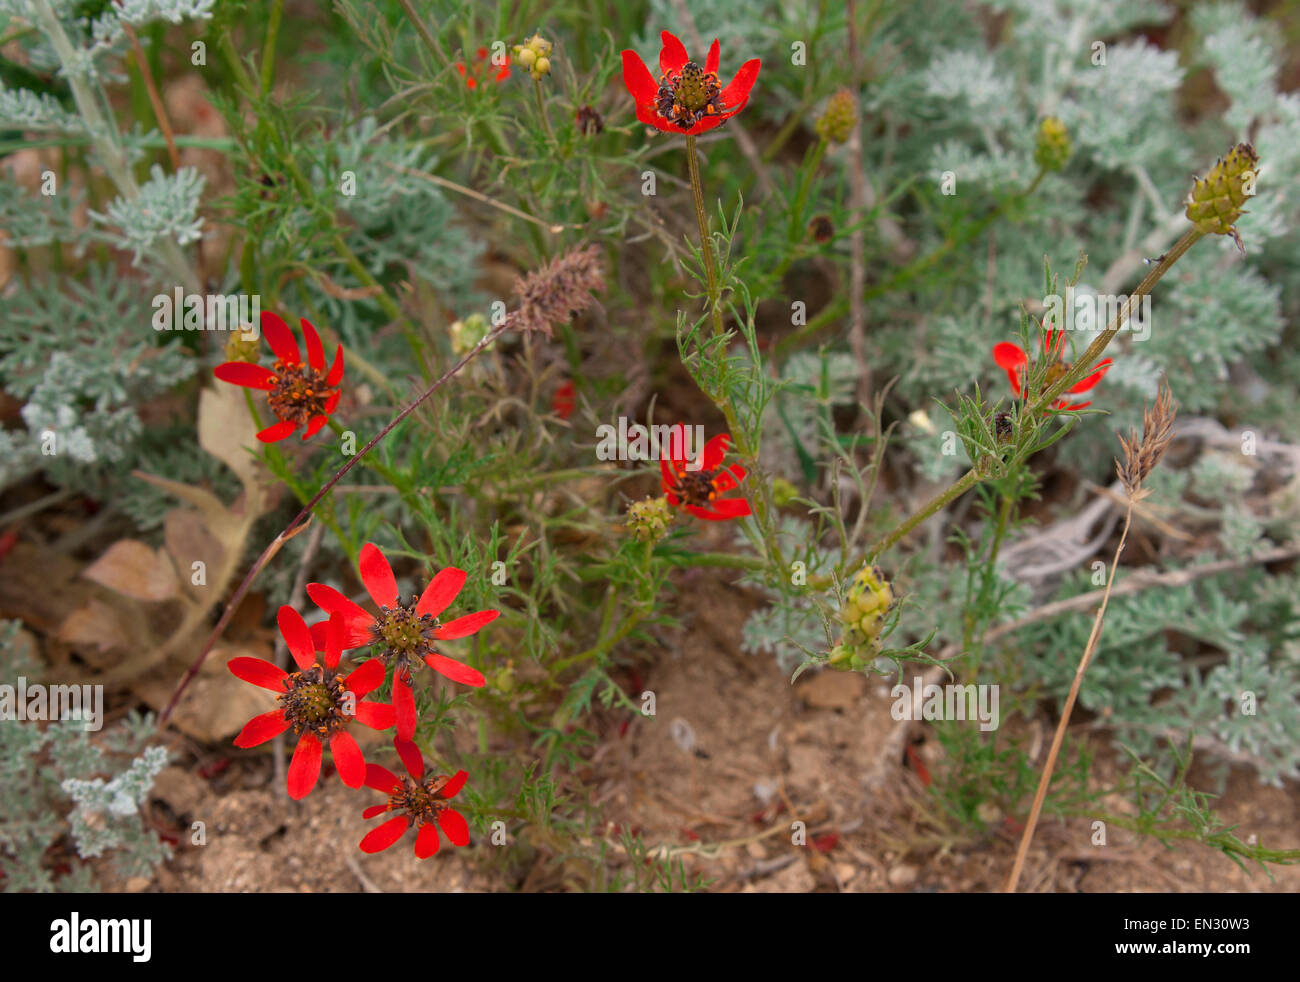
top-left (656, 62), bottom-right (724, 129)
top-left (370, 598), bottom-right (441, 669)
top-left (388, 774), bottom-right (454, 827)
top-left (1041, 360), bottom-right (1071, 392)
top-left (279, 665), bottom-right (351, 737)
top-left (269, 362), bottom-right (332, 427)
top-left (670, 467), bottom-right (722, 507)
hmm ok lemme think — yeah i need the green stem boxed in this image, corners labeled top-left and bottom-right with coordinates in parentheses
top-left (532, 78), bottom-right (555, 142)
top-left (259, 0), bottom-right (285, 95)
top-left (774, 169), bottom-right (1047, 359)
top-left (787, 138), bottom-right (828, 243)
top-left (685, 135), bottom-right (723, 341)
top-left (859, 226), bottom-right (1204, 567)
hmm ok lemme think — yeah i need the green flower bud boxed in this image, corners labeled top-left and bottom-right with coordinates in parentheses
top-left (1186, 143), bottom-right (1258, 240)
top-left (815, 89), bottom-right (856, 144)
top-left (625, 495), bottom-right (673, 543)
top-left (1033, 116), bottom-right (1071, 172)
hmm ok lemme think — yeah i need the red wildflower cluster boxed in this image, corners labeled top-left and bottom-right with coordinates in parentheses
top-left (621, 31), bottom-right (760, 135)
top-left (456, 47), bottom-right (510, 89)
top-left (306, 543), bottom-right (499, 741)
top-left (993, 328), bottom-right (1112, 411)
top-left (214, 311), bottom-right (344, 442)
top-left (660, 424), bottom-right (751, 521)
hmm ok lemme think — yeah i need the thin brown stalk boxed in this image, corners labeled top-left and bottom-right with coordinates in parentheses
top-left (1004, 381), bottom-right (1178, 892)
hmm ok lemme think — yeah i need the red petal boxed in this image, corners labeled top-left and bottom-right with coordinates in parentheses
top-left (415, 567), bottom-right (466, 619)
top-left (441, 769), bottom-right (469, 799)
top-left (414, 822), bottom-right (441, 858)
top-left (692, 497), bottom-right (752, 521)
top-left (437, 808), bottom-right (470, 847)
top-left (213, 362), bottom-right (276, 390)
top-left (300, 317), bottom-right (325, 371)
top-left (659, 31), bottom-right (689, 76)
top-left (364, 763), bottom-right (400, 793)
top-left (620, 49), bottom-right (657, 103)
top-left (435, 609), bottom-right (498, 640)
top-left (394, 738), bottom-right (424, 778)
top-left (227, 656), bottom-right (288, 692)
top-left (301, 415), bottom-right (329, 440)
top-left (287, 732), bottom-right (322, 799)
top-left (1067, 359), bottom-right (1113, 394)
top-left (359, 815), bottom-right (409, 854)
top-left (719, 58), bottom-right (761, 114)
top-left (393, 670), bottom-right (416, 741)
top-left (705, 39), bottom-right (720, 75)
top-left (261, 311), bottom-right (300, 365)
top-left (257, 420), bottom-right (298, 442)
top-left (359, 542), bottom-right (399, 608)
top-left (276, 606), bottom-right (316, 671)
top-left (233, 709), bottom-right (289, 748)
top-left (330, 730), bottom-right (365, 788)
top-left (325, 345), bottom-right (345, 387)
top-left (992, 342), bottom-right (1028, 395)
top-left (322, 390), bottom-right (340, 414)
top-left (353, 700), bottom-right (395, 730)
top-left (321, 613), bottom-right (344, 670)
top-left (712, 464), bottom-right (747, 493)
top-left (423, 652), bottom-right (486, 687)
top-left (702, 432), bottom-right (731, 470)
top-left (362, 804), bottom-right (390, 819)
top-left (344, 657), bottom-right (386, 698)
top-left (305, 584), bottom-right (373, 644)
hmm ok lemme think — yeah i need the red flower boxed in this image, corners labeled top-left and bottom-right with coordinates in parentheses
top-left (660, 424), bottom-right (751, 521)
top-left (621, 31), bottom-right (760, 135)
top-left (227, 609), bottom-right (396, 800)
top-left (359, 746), bottom-right (471, 859)
top-left (993, 328), bottom-right (1112, 411)
top-left (306, 543), bottom-right (500, 741)
top-left (552, 379), bottom-right (576, 419)
top-left (214, 311), bottom-right (344, 442)
top-left (456, 47), bottom-right (510, 89)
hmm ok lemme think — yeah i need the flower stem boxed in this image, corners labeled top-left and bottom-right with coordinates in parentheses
top-left (685, 135), bottom-right (724, 340)
top-left (532, 79), bottom-right (555, 142)
top-left (859, 226), bottom-right (1203, 566)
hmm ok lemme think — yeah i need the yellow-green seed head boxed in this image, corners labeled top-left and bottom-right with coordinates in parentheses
top-left (1185, 143), bottom-right (1258, 237)
top-left (624, 495), bottom-right (673, 543)
top-left (1034, 116), bottom-right (1071, 172)
top-left (815, 89), bottom-right (856, 144)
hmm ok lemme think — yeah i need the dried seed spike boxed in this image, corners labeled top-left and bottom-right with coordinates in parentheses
top-left (509, 244), bottom-right (606, 337)
top-left (1116, 380), bottom-right (1178, 501)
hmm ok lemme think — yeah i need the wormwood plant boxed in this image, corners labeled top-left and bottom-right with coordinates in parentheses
top-left (1, 0), bottom-right (1297, 892)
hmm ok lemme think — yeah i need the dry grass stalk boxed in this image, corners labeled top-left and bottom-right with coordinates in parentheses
top-left (1005, 381), bottom-right (1178, 892)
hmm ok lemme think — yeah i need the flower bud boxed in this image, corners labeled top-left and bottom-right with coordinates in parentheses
top-left (224, 331), bottom-right (261, 364)
top-left (449, 312), bottom-right (490, 356)
top-left (771, 477), bottom-right (799, 507)
top-left (1186, 142), bottom-right (1258, 240)
top-left (815, 88), bottom-right (856, 144)
top-left (1033, 116), bottom-right (1071, 172)
top-left (624, 495), bottom-right (673, 543)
